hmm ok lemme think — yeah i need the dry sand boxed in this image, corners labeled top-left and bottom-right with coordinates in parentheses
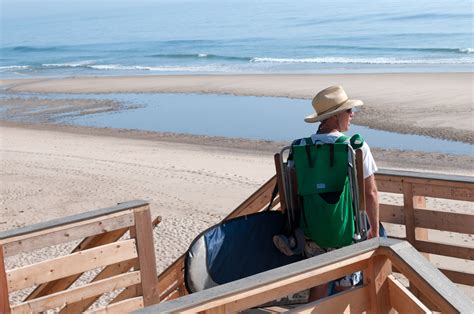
top-left (0, 73), bottom-right (472, 301)
top-left (1, 124), bottom-right (472, 300)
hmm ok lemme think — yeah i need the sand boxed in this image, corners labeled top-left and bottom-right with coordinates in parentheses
top-left (0, 73), bottom-right (472, 302)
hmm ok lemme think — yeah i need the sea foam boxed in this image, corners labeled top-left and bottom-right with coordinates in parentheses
top-left (250, 57), bottom-right (474, 64)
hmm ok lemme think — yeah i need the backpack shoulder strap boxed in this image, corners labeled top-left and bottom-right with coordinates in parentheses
top-left (349, 134), bottom-right (365, 149)
top-left (335, 135), bottom-right (350, 143)
top-left (335, 134), bottom-right (365, 149)
top-left (291, 137), bottom-right (313, 146)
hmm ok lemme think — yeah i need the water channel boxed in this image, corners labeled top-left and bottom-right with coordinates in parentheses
top-left (1, 92), bottom-right (472, 156)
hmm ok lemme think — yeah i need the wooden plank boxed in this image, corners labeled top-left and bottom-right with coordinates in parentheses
top-left (85, 296), bottom-right (144, 314)
top-left (286, 285), bottom-right (370, 313)
top-left (7, 239), bottom-right (138, 292)
top-left (380, 240), bottom-right (472, 313)
top-left (30, 215), bottom-right (160, 304)
top-left (269, 197), bottom-right (281, 210)
top-left (220, 258), bottom-right (370, 313)
top-left (403, 183), bottom-right (416, 246)
top-left (274, 153), bottom-right (287, 213)
top-left (11, 271), bottom-right (141, 313)
top-left (389, 236), bottom-right (407, 242)
top-left (60, 258), bottom-right (138, 313)
top-left (414, 209), bottom-right (474, 234)
top-left (415, 240), bottom-right (474, 260)
top-left (0, 245), bottom-right (11, 314)
top-left (440, 269), bottom-right (474, 286)
top-left (133, 207), bottom-right (160, 306)
top-left (205, 305), bottom-right (226, 314)
top-left (376, 179), bottom-right (404, 193)
top-left (162, 288), bottom-right (181, 302)
top-left (156, 257), bottom-right (184, 301)
top-left (2, 210), bottom-right (135, 257)
top-left (412, 184), bottom-right (473, 202)
top-left (365, 254), bottom-right (391, 314)
top-left (376, 169), bottom-right (474, 187)
top-left (413, 196), bottom-right (430, 261)
top-left (109, 284), bottom-right (140, 305)
top-left (26, 227), bottom-right (129, 300)
top-left (379, 204), bottom-right (404, 224)
top-left (140, 244), bottom-right (378, 314)
top-left (0, 200), bottom-right (147, 240)
top-left (387, 275), bottom-right (431, 314)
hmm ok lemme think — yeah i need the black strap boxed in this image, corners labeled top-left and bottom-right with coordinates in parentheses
top-left (300, 195), bottom-right (309, 228)
top-left (266, 183), bottom-right (279, 211)
top-left (329, 144), bottom-right (334, 167)
top-left (305, 145), bottom-right (314, 168)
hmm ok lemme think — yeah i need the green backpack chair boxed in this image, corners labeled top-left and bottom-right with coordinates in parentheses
top-left (277, 135), bottom-right (367, 249)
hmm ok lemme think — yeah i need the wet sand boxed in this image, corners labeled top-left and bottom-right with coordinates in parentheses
top-left (2, 72), bottom-right (473, 143)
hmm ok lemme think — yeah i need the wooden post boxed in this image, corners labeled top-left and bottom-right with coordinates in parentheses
top-left (413, 195), bottom-right (430, 261)
top-left (403, 182), bottom-right (416, 245)
top-left (133, 206), bottom-right (160, 306)
top-left (0, 245), bottom-right (11, 314)
top-left (403, 183), bottom-right (428, 298)
top-left (364, 255), bottom-right (392, 314)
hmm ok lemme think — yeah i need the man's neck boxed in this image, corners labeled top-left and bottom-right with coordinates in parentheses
top-left (317, 127), bottom-right (340, 134)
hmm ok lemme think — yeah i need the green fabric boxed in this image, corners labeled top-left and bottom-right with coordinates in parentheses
top-left (350, 134), bottom-right (364, 149)
top-left (293, 144), bottom-right (348, 194)
top-left (300, 177), bottom-right (354, 248)
top-left (292, 140), bottom-right (354, 248)
top-left (335, 135), bottom-right (349, 143)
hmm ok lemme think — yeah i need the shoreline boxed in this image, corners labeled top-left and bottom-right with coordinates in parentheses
top-left (1, 72), bottom-right (473, 144)
top-left (1, 120), bottom-right (472, 176)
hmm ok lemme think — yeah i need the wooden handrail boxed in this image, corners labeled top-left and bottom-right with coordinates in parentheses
top-left (376, 168), bottom-right (474, 184)
top-left (0, 200), bottom-right (148, 240)
top-left (137, 239), bottom-right (472, 313)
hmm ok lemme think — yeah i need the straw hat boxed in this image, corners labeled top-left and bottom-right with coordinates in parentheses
top-left (304, 86), bottom-right (363, 123)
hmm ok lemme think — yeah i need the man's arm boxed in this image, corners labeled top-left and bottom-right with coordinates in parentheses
top-left (364, 174), bottom-right (379, 238)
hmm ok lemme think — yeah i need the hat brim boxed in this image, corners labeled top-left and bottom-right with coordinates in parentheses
top-left (304, 99), bottom-right (363, 123)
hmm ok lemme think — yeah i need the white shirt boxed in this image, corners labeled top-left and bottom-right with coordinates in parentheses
top-left (309, 131), bottom-right (378, 179)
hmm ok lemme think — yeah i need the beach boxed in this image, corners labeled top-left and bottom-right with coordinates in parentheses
top-left (1, 72), bottom-right (473, 232)
top-left (1, 73), bottom-right (473, 302)
top-left (1, 0), bottom-right (472, 308)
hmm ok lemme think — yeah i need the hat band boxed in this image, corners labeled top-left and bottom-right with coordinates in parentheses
top-left (316, 99), bottom-right (348, 116)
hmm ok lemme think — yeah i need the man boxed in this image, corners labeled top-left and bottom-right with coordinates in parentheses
top-left (304, 85), bottom-right (380, 240)
top-left (304, 85), bottom-right (380, 299)
top-left (274, 85), bottom-right (380, 299)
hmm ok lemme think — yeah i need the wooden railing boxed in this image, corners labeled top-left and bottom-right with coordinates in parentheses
top-left (156, 169), bottom-right (473, 304)
top-left (137, 238), bottom-right (472, 313)
top-left (376, 169), bottom-right (473, 288)
top-left (0, 200), bottom-right (161, 313)
top-left (2, 169), bottom-right (470, 312)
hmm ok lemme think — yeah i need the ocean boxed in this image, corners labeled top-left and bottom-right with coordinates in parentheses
top-left (1, 0), bottom-right (473, 77)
